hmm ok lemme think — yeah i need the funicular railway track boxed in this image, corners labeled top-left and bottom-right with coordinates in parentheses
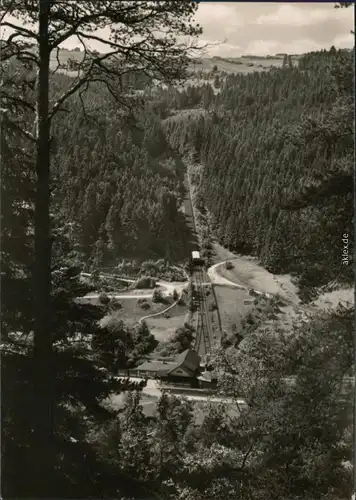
top-left (185, 173), bottom-right (217, 362)
top-left (192, 264), bottom-right (213, 360)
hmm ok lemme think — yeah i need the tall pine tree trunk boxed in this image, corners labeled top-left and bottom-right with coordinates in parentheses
top-left (32, 0), bottom-right (54, 494)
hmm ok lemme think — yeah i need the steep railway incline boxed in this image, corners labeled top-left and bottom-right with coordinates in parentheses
top-left (183, 171), bottom-right (221, 361)
top-left (192, 265), bottom-right (213, 359)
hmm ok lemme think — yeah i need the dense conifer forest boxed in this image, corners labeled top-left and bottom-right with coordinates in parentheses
top-left (164, 47), bottom-right (353, 299)
top-left (51, 77), bottom-right (192, 267)
top-left (8, 46), bottom-right (352, 291)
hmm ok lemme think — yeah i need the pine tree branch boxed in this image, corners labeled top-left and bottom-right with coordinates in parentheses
top-left (0, 0), bottom-right (17, 23)
top-left (49, 3), bottom-right (152, 50)
top-left (1, 21), bottom-right (39, 41)
top-left (50, 46), bottom-right (62, 76)
top-left (240, 442), bottom-right (255, 471)
top-left (49, 52), bottom-right (143, 120)
top-left (1, 41), bottom-right (39, 65)
top-left (48, 67), bottom-right (94, 120)
top-left (1, 110), bottom-right (35, 142)
top-left (1, 93), bottom-right (35, 112)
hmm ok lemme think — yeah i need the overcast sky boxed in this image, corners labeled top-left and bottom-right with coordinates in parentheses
top-left (194, 2), bottom-right (354, 56)
top-left (2, 2), bottom-right (354, 57)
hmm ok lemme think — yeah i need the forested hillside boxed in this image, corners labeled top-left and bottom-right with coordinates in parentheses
top-left (3, 64), bottom-right (191, 268)
top-left (50, 76), bottom-right (191, 268)
top-left (164, 47), bottom-right (353, 299)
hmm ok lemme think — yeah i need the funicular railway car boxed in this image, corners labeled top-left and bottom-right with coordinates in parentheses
top-left (191, 250), bottom-right (204, 266)
top-left (190, 250), bottom-right (204, 275)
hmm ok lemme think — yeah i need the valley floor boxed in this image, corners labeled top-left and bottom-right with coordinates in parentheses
top-left (209, 241), bottom-right (354, 319)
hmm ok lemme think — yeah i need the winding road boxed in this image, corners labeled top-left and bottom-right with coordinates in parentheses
top-left (207, 261), bottom-right (272, 297)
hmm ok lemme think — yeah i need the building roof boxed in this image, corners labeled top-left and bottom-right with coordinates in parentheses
top-left (136, 360), bottom-right (179, 376)
top-left (168, 364), bottom-right (195, 377)
top-left (136, 349), bottom-right (201, 377)
top-left (192, 251), bottom-right (200, 259)
top-left (176, 348), bottom-right (201, 370)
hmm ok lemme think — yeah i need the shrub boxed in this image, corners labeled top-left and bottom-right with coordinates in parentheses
top-left (206, 257), bottom-right (213, 268)
top-left (202, 239), bottom-right (212, 250)
top-left (225, 261), bottom-right (234, 270)
top-left (221, 331), bottom-right (233, 348)
top-left (245, 313), bottom-right (256, 325)
top-left (110, 298), bottom-right (122, 310)
top-left (98, 292), bottom-right (110, 305)
top-left (172, 326), bottom-right (194, 352)
top-left (139, 301), bottom-right (151, 311)
top-left (164, 312), bottom-right (171, 319)
top-left (152, 288), bottom-right (164, 303)
top-left (155, 259), bottom-right (166, 270)
top-left (188, 297), bottom-right (197, 313)
top-left (155, 342), bottom-right (179, 357)
top-left (172, 289), bottom-right (179, 301)
top-left (135, 276), bottom-right (156, 289)
top-left (208, 302), bottom-right (217, 311)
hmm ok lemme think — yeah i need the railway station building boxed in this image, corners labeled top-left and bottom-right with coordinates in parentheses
top-left (136, 348), bottom-right (201, 381)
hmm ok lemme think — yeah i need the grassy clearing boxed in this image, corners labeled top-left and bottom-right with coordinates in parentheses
top-left (145, 303), bottom-right (189, 343)
top-left (311, 287), bottom-right (354, 310)
top-left (94, 297), bottom-right (189, 342)
top-left (212, 251), bottom-right (300, 305)
top-left (212, 259), bottom-right (310, 340)
top-left (110, 298), bottom-right (172, 327)
top-left (213, 252), bottom-right (354, 312)
top-left (49, 48), bottom-right (84, 67)
top-left (211, 243), bottom-right (353, 344)
top-left (202, 286), bottom-right (221, 344)
top-left (81, 296), bottom-right (178, 329)
top-left (117, 298), bottom-right (175, 327)
top-left (213, 286), bottom-right (254, 336)
top-left (216, 292), bottom-right (303, 345)
top-left (50, 50), bottom-right (300, 80)
top-left (187, 55), bottom-right (301, 75)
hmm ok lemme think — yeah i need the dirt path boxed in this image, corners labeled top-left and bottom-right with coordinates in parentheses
top-left (210, 242), bottom-right (353, 310)
top-left (136, 293), bottom-right (183, 326)
top-left (207, 262), bottom-right (246, 290)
